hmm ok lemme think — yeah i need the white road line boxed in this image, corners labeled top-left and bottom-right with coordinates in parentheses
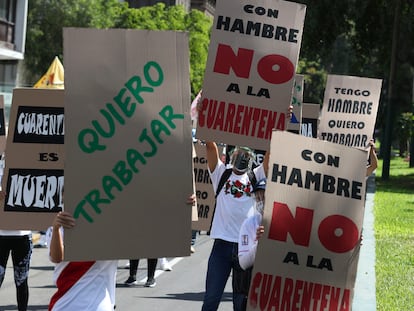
top-left (138, 257), bottom-right (183, 282)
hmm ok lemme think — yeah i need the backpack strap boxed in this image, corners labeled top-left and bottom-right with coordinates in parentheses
top-left (208, 168), bottom-right (257, 234)
top-left (215, 168), bottom-right (233, 198)
top-left (208, 168), bottom-right (232, 234)
top-left (247, 170), bottom-right (257, 191)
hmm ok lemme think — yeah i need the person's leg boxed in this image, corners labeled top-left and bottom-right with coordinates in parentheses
top-left (147, 258), bottom-right (157, 279)
top-left (201, 239), bottom-right (233, 311)
top-left (191, 230), bottom-right (197, 253)
top-left (144, 258), bottom-right (158, 287)
top-left (0, 236), bottom-right (12, 287)
top-left (129, 259), bottom-right (139, 277)
top-left (11, 235), bottom-right (32, 311)
top-left (125, 259), bottom-right (140, 285)
top-left (231, 243), bottom-right (251, 311)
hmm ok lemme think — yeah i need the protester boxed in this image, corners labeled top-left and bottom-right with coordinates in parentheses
top-left (124, 258), bottom-right (158, 287)
top-left (0, 230), bottom-right (32, 311)
top-left (201, 141), bottom-right (268, 311)
top-left (0, 191), bottom-right (32, 311)
top-left (196, 90), bottom-right (292, 310)
top-left (47, 211), bottom-right (117, 311)
top-left (237, 179), bottom-right (267, 310)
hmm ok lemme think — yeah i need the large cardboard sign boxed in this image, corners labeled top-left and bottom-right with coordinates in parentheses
top-left (318, 75), bottom-right (382, 149)
top-left (248, 131), bottom-right (367, 310)
top-left (197, 0), bottom-right (306, 151)
top-left (192, 142), bottom-right (215, 231)
top-left (301, 103), bottom-right (320, 138)
top-left (63, 28), bottom-right (193, 261)
top-left (0, 96), bottom-right (6, 153)
top-left (0, 88), bottom-right (64, 230)
top-left (287, 74), bottom-right (304, 133)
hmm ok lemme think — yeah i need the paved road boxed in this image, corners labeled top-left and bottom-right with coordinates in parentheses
top-left (0, 175), bottom-right (376, 311)
top-left (0, 233), bottom-right (233, 311)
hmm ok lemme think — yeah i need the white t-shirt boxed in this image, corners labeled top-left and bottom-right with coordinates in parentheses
top-left (209, 161), bottom-right (265, 242)
top-left (0, 230), bottom-right (31, 236)
top-left (50, 260), bottom-right (118, 311)
top-left (238, 212), bottom-right (262, 270)
top-left (46, 227), bottom-right (117, 311)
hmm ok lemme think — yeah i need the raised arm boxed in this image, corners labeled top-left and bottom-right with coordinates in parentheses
top-left (49, 212), bottom-right (75, 263)
top-left (205, 141), bottom-right (219, 173)
top-left (263, 150), bottom-right (270, 177)
top-left (366, 140), bottom-right (378, 177)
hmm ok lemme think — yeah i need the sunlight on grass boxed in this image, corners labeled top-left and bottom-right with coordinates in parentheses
top-left (374, 157), bottom-right (414, 311)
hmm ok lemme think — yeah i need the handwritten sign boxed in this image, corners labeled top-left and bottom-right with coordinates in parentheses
top-left (63, 28), bottom-right (193, 261)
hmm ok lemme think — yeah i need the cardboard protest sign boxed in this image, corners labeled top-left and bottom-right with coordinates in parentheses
top-left (318, 75), bottom-right (382, 149)
top-left (0, 96), bottom-right (6, 154)
top-left (301, 102), bottom-right (320, 138)
top-left (192, 142), bottom-right (215, 231)
top-left (248, 131), bottom-right (367, 310)
top-left (0, 88), bottom-right (64, 230)
top-left (287, 74), bottom-right (304, 133)
top-left (63, 28), bottom-right (193, 261)
top-left (197, 0), bottom-right (306, 151)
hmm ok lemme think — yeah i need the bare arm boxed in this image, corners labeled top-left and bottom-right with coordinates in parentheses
top-left (263, 151), bottom-right (270, 177)
top-left (195, 90), bottom-right (219, 173)
top-left (366, 140), bottom-right (378, 177)
top-left (49, 212), bottom-right (75, 263)
top-left (205, 141), bottom-right (219, 173)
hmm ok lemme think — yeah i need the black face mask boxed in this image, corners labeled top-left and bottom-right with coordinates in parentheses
top-left (231, 151), bottom-right (251, 173)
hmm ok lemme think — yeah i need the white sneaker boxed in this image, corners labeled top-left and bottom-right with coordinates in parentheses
top-left (160, 258), bottom-right (172, 271)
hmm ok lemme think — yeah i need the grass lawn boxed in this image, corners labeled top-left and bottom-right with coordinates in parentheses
top-left (374, 157), bottom-right (414, 310)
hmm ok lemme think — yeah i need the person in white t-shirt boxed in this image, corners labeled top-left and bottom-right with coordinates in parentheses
top-left (47, 211), bottom-right (118, 311)
top-left (201, 142), bottom-right (268, 311)
top-left (47, 193), bottom-right (197, 311)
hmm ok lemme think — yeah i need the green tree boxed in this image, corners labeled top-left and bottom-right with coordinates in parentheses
top-left (297, 58), bottom-right (327, 105)
top-left (396, 112), bottom-right (414, 158)
top-left (24, 1), bottom-right (212, 98)
top-left (113, 3), bottom-right (211, 98)
top-left (24, 0), bottom-right (124, 84)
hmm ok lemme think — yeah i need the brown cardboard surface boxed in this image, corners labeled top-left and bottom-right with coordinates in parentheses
top-left (191, 142), bottom-right (215, 231)
top-left (63, 28), bottom-right (193, 261)
top-left (197, 0), bottom-right (307, 151)
top-left (248, 130), bottom-right (367, 310)
top-left (318, 75), bottom-right (382, 150)
top-left (0, 88), bottom-right (64, 230)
